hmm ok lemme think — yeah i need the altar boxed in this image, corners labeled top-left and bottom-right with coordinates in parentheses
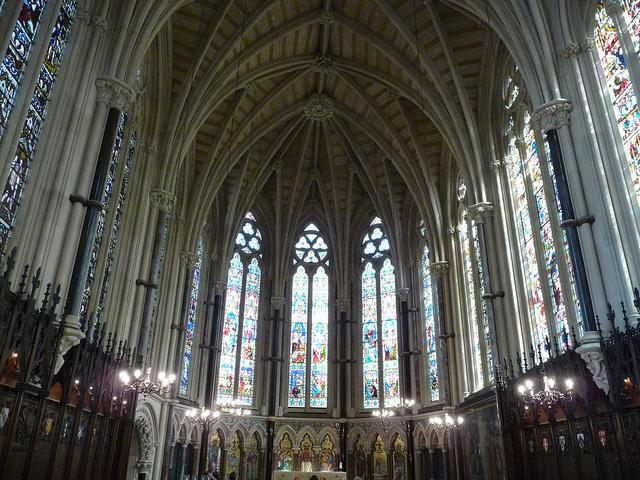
top-left (273, 472), bottom-right (347, 480)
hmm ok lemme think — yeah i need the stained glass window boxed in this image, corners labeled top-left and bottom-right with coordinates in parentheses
top-left (361, 217), bottom-right (399, 408)
top-left (288, 223), bottom-right (330, 408)
top-left (217, 212), bottom-right (262, 405)
top-left (0, 0), bottom-right (48, 141)
top-left (507, 138), bottom-right (548, 348)
top-left (289, 266), bottom-right (308, 407)
top-left (95, 130), bottom-right (137, 322)
top-left (79, 111), bottom-right (127, 321)
top-left (595, 1), bottom-right (640, 199)
top-left (460, 219), bottom-right (484, 388)
top-left (180, 237), bottom-right (204, 395)
top-left (421, 243), bottom-right (439, 402)
top-left (0, 0), bottom-right (77, 251)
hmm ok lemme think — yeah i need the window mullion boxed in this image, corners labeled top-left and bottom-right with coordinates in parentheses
top-left (233, 259), bottom-right (248, 399)
top-left (306, 269), bottom-right (313, 409)
top-left (376, 264), bottom-right (384, 407)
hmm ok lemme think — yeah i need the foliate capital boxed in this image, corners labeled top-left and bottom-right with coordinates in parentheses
top-left (149, 189), bottom-right (175, 213)
top-left (447, 226), bottom-right (459, 236)
top-left (604, 0), bottom-right (625, 15)
top-left (531, 99), bottom-right (573, 132)
top-left (180, 252), bottom-right (199, 269)
top-left (397, 288), bottom-right (410, 303)
top-left (271, 296), bottom-right (287, 310)
top-left (562, 42), bottom-right (581, 58)
top-left (335, 298), bottom-right (350, 312)
top-left (214, 280), bottom-right (226, 295)
top-left (429, 261), bottom-right (450, 277)
top-left (466, 202), bottom-right (494, 224)
top-left (95, 76), bottom-right (136, 110)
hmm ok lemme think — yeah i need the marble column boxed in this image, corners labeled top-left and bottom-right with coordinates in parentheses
top-left (55, 77), bottom-right (135, 372)
top-left (531, 99), bottom-right (596, 331)
top-left (465, 202), bottom-right (501, 374)
top-left (136, 189), bottom-right (175, 366)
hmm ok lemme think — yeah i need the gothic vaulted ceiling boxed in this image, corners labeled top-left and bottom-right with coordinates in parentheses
top-left (159, 0), bottom-right (491, 262)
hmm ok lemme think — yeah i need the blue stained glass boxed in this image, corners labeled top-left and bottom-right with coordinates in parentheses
top-left (361, 217), bottom-right (399, 408)
top-left (288, 266), bottom-right (308, 408)
top-left (96, 131), bottom-right (137, 322)
top-left (0, 0), bottom-right (76, 251)
top-left (180, 237), bottom-right (204, 394)
top-left (0, 0), bottom-right (48, 141)
top-left (217, 212), bottom-right (263, 405)
top-left (421, 243), bottom-right (439, 401)
top-left (79, 110), bottom-right (126, 321)
top-left (218, 253), bottom-right (244, 403)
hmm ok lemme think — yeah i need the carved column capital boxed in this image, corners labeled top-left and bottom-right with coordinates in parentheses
top-left (429, 261), bottom-right (450, 277)
top-left (531, 99), bottom-right (573, 132)
top-left (579, 38), bottom-right (595, 53)
top-left (95, 76), bottom-right (136, 110)
top-left (214, 280), bottom-right (226, 295)
top-left (604, 0), bottom-right (625, 15)
top-left (180, 252), bottom-right (199, 269)
top-left (465, 202), bottom-right (494, 224)
top-left (273, 161), bottom-right (283, 173)
top-left (271, 296), bottom-right (287, 310)
top-left (562, 42), bottom-right (581, 58)
top-left (335, 298), bottom-right (350, 312)
top-left (447, 226), bottom-right (459, 236)
top-left (149, 189), bottom-right (175, 213)
top-left (397, 288), bottom-right (410, 303)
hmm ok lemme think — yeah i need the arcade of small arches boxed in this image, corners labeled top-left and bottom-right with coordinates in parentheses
top-left (2, 1), bottom-right (640, 480)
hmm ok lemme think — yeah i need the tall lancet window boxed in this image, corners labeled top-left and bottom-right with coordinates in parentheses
top-left (287, 222), bottom-right (330, 409)
top-left (361, 217), bottom-right (399, 409)
top-left (419, 223), bottom-right (439, 402)
top-left (180, 237), bottom-right (204, 395)
top-left (595, 1), bottom-right (640, 199)
top-left (0, 1), bottom-right (77, 250)
top-left (459, 217), bottom-right (485, 389)
top-left (217, 212), bottom-right (262, 405)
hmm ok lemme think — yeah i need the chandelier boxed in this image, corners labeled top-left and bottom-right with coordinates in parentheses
top-left (118, 368), bottom-right (176, 398)
top-left (398, 397), bottom-right (416, 408)
top-left (517, 376), bottom-right (574, 409)
top-left (186, 406), bottom-right (221, 426)
top-left (429, 414), bottom-right (464, 432)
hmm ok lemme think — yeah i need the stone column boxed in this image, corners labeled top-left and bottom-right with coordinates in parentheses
top-left (531, 100), bottom-right (610, 392)
top-left (135, 188), bottom-right (175, 366)
top-left (428, 448), bottom-right (435, 480)
top-left (204, 278), bottom-right (225, 407)
top-left (397, 287), bottom-right (412, 398)
top-left (173, 251), bottom-right (200, 380)
top-left (265, 296), bottom-right (285, 480)
top-left (55, 77), bottom-right (135, 372)
top-left (531, 100), bottom-right (597, 331)
top-left (430, 261), bottom-right (452, 405)
top-left (465, 202), bottom-right (501, 376)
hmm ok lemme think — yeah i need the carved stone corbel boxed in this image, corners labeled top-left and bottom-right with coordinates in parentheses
top-left (575, 331), bottom-right (609, 394)
top-left (465, 202), bottom-right (494, 224)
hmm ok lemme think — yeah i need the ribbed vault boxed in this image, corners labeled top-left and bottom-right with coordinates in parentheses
top-left (155, 0), bottom-right (499, 286)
